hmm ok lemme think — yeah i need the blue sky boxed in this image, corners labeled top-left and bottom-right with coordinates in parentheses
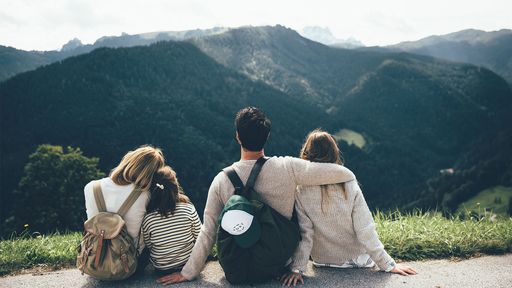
top-left (1, 0), bottom-right (510, 51)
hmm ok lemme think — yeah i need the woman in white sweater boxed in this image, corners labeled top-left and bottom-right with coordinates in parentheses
top-left (84, 145), bottom-right (165, 245)
top-left (281, 130), bottom-right (416, 286)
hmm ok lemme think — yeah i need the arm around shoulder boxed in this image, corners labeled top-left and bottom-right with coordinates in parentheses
top-left (285, 156), bottom-right (355, 186)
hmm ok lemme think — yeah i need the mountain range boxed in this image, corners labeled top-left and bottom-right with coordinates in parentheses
top-left (1, 27), bottom-right (510, 85)
top-left (0, 27), bottom-right (229, 82)
top-left (1, 25), bottom-right (511, 234)
top-left (384, 29), bottom-right (512, 83)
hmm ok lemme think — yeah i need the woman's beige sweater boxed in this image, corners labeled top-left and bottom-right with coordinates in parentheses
top-left (291, 180), bottom-right (395, 272)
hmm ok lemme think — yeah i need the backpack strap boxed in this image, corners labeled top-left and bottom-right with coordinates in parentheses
top-left (223, 167), bottom-right (245, 196)
top-left (93, 181), bottom-right (107, 213)
top-left (117, 187), bottom-right (143, 217)
top-left (245, 157), bottom-right (267, 189)
top-left (222, 157), bottom-right (268, 198)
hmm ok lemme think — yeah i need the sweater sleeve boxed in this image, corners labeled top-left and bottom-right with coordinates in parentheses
top-left (84, 181), bottom-right (98, 220)
top-left (350, 181), bottom-right (395, 270)
top-left (141, 216), bottom-right (152, 250)
top-left (189, 205), bottom-right (202, 241)
top-left (290, 193), bottom-right (314, 273)
top-left (181, 174), bottom-right (224, 280)
top-left (284, 157), bottom-right (355, 186)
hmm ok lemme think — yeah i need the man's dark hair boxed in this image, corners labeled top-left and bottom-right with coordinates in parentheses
top-left (235, 107), bottom-right (271, 151)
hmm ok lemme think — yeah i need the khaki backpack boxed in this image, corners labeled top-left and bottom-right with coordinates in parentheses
top-left (76, 181), bottom-right (141, 280)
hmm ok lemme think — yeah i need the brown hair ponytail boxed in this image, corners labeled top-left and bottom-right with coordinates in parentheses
top-left (147, 166), bottom-right (190, 217)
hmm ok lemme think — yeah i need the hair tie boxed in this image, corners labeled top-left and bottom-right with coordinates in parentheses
top-left (156, 183), bottom-right (164, 190)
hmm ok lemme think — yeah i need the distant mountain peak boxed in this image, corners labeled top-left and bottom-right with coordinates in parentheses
top-left (300, 26), bottom-right (364, 48)
top-left (386, 28), bottom-right (512, 83)
top-left (301, 26), bottom-right (337, 44)
top-left (60, 38), bottom-right (83, 51)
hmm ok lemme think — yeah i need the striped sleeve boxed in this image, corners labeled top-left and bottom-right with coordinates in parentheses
top-left (189, 205), bottom-right (202, 241)
top-left (141, 214), bottom-right (152, 249)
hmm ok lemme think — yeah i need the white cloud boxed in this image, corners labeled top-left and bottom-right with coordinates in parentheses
top-left (0, 0), bottom-right (510, 50)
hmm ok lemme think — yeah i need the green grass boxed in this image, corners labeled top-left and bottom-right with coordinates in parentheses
top-left (1, 212), bottom-right (511, 276)
top-left (457, 186), bottom-right (512, 216)
top-left (0, 232), bottom-right (81, 276)
top-left (375, 211), bottom-right (512, 260)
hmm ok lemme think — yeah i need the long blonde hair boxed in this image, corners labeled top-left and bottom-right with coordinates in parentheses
top-left (300, 129), bottom-right (346, 213)
top-left (110, 145), bottom-right (165, 191)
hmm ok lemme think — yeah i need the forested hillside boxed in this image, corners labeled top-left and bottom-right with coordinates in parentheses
top-left (191, 26), bottom-right (512, 207)
top-left (0, 41), bottom-right (326, 234)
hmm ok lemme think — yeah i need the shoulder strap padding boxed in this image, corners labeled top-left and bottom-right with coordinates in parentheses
top-left (93, 181), bottom-right (107, 213)
top-left (245, 157), bottom-right (267, 189)
top-left (222, 157), bottom-right (268, 198)
top-left (117, 187), bottom-right (143, 217)
top-left (223, 167), bottom-right (245, 196)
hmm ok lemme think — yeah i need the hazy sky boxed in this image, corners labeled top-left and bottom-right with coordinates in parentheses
top-left (1, 0), bottom-right (510, 51)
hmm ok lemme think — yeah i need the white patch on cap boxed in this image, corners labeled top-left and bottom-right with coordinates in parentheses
top-left (221, 210), bottom-right (254, 235)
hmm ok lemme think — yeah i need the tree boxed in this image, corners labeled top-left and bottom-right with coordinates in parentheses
top-left (11, 144), bottom-right (104, 234)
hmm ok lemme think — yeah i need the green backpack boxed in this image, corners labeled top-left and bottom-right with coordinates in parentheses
top-left (76, 181), bottom-right (141, 280)
top-left (216, 157), bottom-right (301, 284)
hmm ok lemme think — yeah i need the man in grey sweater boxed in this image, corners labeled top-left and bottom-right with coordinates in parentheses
top-left (157, 107), bottom-right (356, 285)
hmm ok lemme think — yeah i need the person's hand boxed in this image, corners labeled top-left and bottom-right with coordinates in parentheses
top-left (390, 264), bottom-right (417, 276)
top-left (280, 272), bottom-right (304, 287)
top-left (156, 272), bottom-right (188, 285)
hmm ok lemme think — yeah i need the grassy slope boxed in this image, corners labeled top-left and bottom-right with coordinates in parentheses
top-left (457, 186), bottom-right (512, 216)
top-left (1, 212), bottom-right (511, 276)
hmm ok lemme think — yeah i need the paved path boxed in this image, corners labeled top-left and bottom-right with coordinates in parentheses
top-left (1, 254), bottom-right (511, 288)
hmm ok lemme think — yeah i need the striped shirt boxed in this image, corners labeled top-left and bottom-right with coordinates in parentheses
top-left (142, 203), bottom-right (202, 270)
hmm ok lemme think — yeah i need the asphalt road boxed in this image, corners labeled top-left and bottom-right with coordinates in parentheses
top-left (1, 254), bottom-right (511, 288)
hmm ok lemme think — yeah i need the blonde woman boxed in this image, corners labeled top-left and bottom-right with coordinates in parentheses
top-left (281, 130), bottom-right (416, 287)
top-left (84, 145), bottom-right (165, 244)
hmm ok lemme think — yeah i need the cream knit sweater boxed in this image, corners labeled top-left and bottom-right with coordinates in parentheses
top-left (180, 156), bottom-right (356, 279)
top-left (291, 180), bottom-right (395, 272)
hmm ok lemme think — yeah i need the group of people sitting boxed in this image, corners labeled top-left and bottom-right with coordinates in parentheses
top-left (82, 107), bottom-right (416, 286)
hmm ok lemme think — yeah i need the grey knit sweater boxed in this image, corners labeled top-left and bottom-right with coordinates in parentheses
top-left (291, 180), bottom-right (395, 272)
top-left (180, 156), bottom-right (356, 279)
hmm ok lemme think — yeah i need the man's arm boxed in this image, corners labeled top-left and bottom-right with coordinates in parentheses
top-left (180, 174), bottom-right (224, 280)
top-left (285, 157), bottom-right (355, 186)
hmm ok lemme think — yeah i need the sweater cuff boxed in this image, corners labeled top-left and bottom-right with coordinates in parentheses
top-left (291, 268), bottom-right (306, 276)
top-left (382, 259), bottom-right (396, 272)
top-left (290, 262), bottom-right (308, 275)
top-left (180, 266), bottom-right (198, 280)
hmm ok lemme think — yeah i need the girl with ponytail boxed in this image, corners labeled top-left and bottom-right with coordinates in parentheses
top-left (141, 166), bottom-right (202, 274)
